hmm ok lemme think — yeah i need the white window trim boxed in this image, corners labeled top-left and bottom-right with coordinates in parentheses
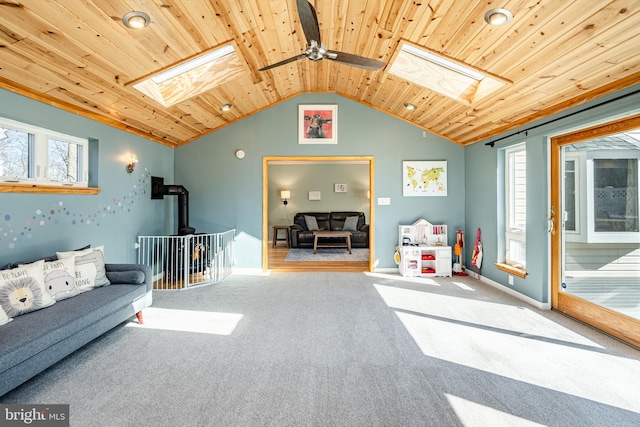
top-left (585, 151), bottom-right (639, 244)
top-left (0, 116), bottom-right (88, 187)
top-left (504, 143), bottom-right (527, 268)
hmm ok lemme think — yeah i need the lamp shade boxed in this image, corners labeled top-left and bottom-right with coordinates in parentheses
top-left (280, 190), bottom-right (291, 199)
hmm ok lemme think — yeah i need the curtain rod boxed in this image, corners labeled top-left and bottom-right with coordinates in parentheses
top-left (484, 88), bottom-right (640, 147)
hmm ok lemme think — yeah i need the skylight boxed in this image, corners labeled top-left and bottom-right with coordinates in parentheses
top-left (389, 41), bottom-right (510, 105)
top-left (129, 43), bottom-right (244, 107)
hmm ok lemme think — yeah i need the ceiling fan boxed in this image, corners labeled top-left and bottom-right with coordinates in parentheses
top-left (259, 0), bottom-right (386, 72)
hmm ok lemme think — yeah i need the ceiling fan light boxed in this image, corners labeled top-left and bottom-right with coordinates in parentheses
top-left (484, 8), bottom-right (513, 26)
top-left (123, 11), bottom-right (150, 29)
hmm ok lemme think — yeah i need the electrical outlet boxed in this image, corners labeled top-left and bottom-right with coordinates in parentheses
top-left (508, 275), bottom-right (514, 285)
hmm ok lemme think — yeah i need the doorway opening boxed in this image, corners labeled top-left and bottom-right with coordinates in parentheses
top-left (262, 156), bottom-right (375, 272)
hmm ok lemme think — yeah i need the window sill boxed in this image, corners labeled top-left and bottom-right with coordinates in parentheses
top-left (0, 183), bottom-right (101, 195)
top-left (495, 262), bottom-right (527, 278)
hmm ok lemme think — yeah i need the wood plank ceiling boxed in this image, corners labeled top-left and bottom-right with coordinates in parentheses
top-left (0, 0), bottom-right (638, 148)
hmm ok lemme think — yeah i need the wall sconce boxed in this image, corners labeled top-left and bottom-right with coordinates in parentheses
top-left (126, 154), bottom-right (138, 173)
top-left (280, 190), bottom-right (291, 206)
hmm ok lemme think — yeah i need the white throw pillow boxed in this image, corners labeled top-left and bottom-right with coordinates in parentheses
top-left (43, 257), bottom-right (80, 301)
top-left (57, 246), bottom-right (110, 292)
top-left (0, 260), bottom-right (56, 317)
top-left (0, 305), bottom-right (11, 326)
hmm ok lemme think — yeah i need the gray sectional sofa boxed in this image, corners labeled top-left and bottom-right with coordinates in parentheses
top-left (0, 262), bottom-right (152, 397)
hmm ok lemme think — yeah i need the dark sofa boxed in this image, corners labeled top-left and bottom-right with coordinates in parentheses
top-left (290, 211), bottom-right (369, 248)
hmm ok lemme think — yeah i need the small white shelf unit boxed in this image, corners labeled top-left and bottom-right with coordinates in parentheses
top-left (398, 219), bottom-right (452, 277)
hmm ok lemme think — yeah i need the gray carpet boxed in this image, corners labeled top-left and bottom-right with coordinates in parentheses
top-left (2, 272), bottom-right (639, 427)
top-left (285, 248), bottom-right (369, 262)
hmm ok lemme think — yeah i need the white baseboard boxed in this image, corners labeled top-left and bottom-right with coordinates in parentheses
top-left (233, 268), bottom-right (271, 276)
top-left (374, 267), bottom-right (400, 273)
top-left (468, 271), bottom-right (551, 310)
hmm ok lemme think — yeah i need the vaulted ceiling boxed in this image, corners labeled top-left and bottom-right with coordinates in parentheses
top-left (0, 0), bottom-right (638, 148)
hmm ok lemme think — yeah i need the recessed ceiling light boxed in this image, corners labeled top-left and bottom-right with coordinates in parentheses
top-left (220, 103), bottom-right (233, 111)
top-left (122, 11), bottom-right (150, 29)
top-left (404, 102), bottom-right (417, 110)
top-left (484, 8), bottom-right (513, 26)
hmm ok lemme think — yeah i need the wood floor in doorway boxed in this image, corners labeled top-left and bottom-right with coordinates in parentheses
top-left (268, 244), bottom-right (369, 272)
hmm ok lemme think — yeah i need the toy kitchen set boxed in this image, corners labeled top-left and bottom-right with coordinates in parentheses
top-left (397, 219), bottom-right (452, 277)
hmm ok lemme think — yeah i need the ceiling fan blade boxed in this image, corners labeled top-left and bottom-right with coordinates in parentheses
top-left (296, 0), bottom-right (321, 45)
top-left (259, 54), bottom-right (307, 71)
top-left (326, 50), bottom-right (386, 71)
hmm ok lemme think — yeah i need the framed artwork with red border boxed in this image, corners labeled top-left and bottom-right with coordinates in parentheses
top-left (298, 104), bottom-right (337, 144)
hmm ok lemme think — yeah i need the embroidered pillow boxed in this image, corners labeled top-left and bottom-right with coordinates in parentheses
top-left (305, 215), bottom-right (320, 231)
top-left (343, 216), bottom-right (360, 232)
top-left (20, 256), bottom-right (79, 301)
top-left (0, 260), bottom-right (56, 317)
top-left (43, 257), bottom-right (80, 301)
top-left (57, 246), bottom-right (110, 292)
top-left (0, 305), bottom-right (11, 326)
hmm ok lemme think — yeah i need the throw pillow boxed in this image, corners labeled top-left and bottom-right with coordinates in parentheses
top-left (305, 215), bottom-right (320, 231)
top-left (106, 270), bottom-right (145, 285)
top-left (44, 257), bottom-right (80, 301)
top-left (343, 216), bottom-right (360, 232)
top-left (0, 305), bottom-right (11, 326)
top-left (20, 256), bottom-right (80, 301)
top-left (0, 260), bottom-right (56, 317)
top-left (57, 247), bottom-right (110, 292)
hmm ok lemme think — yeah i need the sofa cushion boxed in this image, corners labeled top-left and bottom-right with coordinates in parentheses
top-left (21, 256), bottom-right (79, 302)
top-left (343, 216), bottom-right (360, 231)
top-left (0, 283), bottom-right (146, 375)
top-left (57, 247), bottom-right (110, 292)
top-left (304, 215), bottom-right (320, 231)
top-left (0, 261), bottom-right (56, 317)
top-left (43, 257), bottom-right (80, 301)
top-left (0, 305), bottom-right (11, 326)
top-left (106, 270), bottom-right (145, 285)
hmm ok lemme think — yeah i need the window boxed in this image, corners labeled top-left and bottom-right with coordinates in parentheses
top-left (563, 133), bottom-right (639, 243)
top-left (504, 144), bottom-right (527, 268)
top-left (0, 117), bottom-right (88, 187)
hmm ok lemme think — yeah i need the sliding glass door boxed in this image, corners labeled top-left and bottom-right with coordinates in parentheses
top-left (551, 115), bottom-right (640, 347)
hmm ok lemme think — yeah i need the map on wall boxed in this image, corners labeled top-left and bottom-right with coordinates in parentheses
top-left (402, 161), bottom-right (447, 197)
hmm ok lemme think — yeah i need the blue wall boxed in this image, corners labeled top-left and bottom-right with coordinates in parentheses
top-left (0, 89), bottom-right (174, 265)
top-left (464, 85), bottom-right (640, 303)
top-left (5, 84), bottom-right (637, 304)
top-left (174, 93), bottom-right (465, 269)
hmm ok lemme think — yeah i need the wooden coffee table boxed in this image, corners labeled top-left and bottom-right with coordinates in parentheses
top-left (313, 231), bottom-right (352, 254)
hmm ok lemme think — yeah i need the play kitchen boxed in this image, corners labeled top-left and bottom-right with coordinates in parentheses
top-left (396, 219), bottom-right (452, 277)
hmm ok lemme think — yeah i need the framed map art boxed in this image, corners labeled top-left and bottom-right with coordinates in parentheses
top-left (402, 160), bottom-right (447, 197)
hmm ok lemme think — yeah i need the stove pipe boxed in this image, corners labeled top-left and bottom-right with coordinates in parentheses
top-left (151, 176), bottom-right (196, 235)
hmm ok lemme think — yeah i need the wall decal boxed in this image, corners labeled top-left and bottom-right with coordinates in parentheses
top-left (0, 169), bottom-right (151, 250)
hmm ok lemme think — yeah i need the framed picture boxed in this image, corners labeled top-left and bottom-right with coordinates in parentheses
top-left (308, 191), bottom-right (321, 200)
top-left (335, 183), bottom-right (347, 193)
top-left (299, 104), bottom-right (337, 144)
top-left (402, 160), bottom-right (448, 197)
